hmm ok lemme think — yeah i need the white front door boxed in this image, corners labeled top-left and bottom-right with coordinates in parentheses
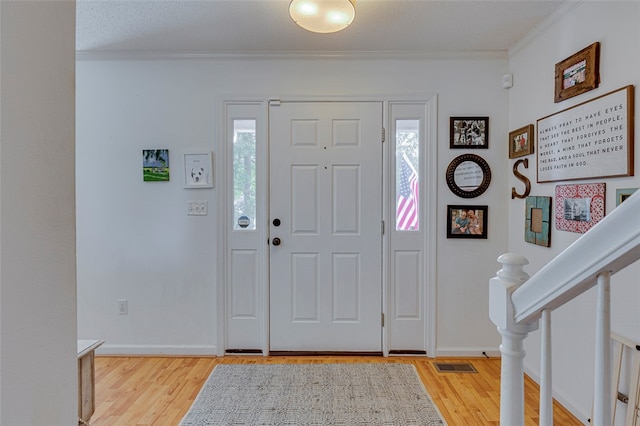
top-left (269, 101), bottom-right (383, 352)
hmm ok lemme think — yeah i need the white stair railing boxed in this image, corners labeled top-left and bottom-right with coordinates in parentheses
top-left (593, 272), bottom-right (612, 425)
top-left (539, 308), bottom-right (552, 425)
top-left (490, 189), bottom-right (640, 425)
top-left (489, 254), bottom-right (537, 425)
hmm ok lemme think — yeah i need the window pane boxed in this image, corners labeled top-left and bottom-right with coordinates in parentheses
top-left (395, 119), bottom-right (419, 231)
top-left (233, 119), bottom-right (256, 230)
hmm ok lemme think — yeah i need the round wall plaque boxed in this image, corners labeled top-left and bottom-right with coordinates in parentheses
top-left (445, 154), bottom-right (491, 198)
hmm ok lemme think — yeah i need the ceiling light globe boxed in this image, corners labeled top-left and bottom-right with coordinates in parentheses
top-left (297, 2), bottom-right (318, 16)
top-left (289, 0), bottom-right (356, 34)
top-left (327, 11), bottom-right (349, 24)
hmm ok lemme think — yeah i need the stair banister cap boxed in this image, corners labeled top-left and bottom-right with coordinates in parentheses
top-left (496, 253), bottom-right (530, 283)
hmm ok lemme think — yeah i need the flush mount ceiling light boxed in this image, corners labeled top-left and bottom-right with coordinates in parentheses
top-left (289, 0), bottom-right (356, 34)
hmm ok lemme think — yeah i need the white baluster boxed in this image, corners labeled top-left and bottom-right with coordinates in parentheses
top-left (540, 309), bottom-right (553, 426)
top-left (489, 253), bottom-right (539, 425)
top-left (593, 271), bottom-right (611, 426)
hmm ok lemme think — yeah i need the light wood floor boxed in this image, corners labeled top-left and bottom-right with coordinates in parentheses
top-left (90, 355), bottom-right (582, 425)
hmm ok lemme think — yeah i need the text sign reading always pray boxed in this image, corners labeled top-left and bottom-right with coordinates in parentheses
top-left (537, 85), bottom-right (634, 182)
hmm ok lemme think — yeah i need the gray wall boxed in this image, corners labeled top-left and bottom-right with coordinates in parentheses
top-left (1, 2), bottom-right (77, 425)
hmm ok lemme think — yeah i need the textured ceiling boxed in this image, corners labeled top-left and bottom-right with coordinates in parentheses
top-left (76, 0), bottom-right (569, 57)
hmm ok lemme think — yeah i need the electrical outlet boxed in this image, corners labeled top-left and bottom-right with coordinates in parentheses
top-left (118, 299), bottom-right (128, 315)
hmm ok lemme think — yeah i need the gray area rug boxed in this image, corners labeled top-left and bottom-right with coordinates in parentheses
top-left (180, 363), bottom-right (447, 425)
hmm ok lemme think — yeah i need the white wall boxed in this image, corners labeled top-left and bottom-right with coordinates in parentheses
top-left (0, 2), bottom-right (77, 425)
top-left (508, 1), bottom-right (640, 422)
top-left (76, 57), bottom-right (509, 356)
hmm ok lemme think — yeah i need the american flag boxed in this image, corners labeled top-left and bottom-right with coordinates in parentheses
top-left (396, 153), bottom-right (419, 230)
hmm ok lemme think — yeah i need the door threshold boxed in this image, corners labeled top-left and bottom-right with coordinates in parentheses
top-left (226, 349), bottom-right (263, 354)
top-left (389, 350), bottom-right (427, 355)
top-left (269, 351), bottom-right (383, 357)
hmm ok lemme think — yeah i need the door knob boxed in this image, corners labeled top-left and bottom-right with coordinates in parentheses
top-left (272, 237), bottom-right (281, 246)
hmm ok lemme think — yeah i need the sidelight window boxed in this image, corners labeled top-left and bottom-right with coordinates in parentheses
top-left (395, 119), bottom-right (420, 231)
top-left (233, 119), bottom-right (257, 230)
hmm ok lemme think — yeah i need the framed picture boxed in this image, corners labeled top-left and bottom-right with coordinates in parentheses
top-left (554, 42), bottom-right (600, 103)
top-left (538, 85), bottom-right (634, 182)
top-left (525, 196), bottom-right (551, 247)
top-left (555, 183), bottom-right (605, 233)
top-left (143, 149), bottom-right (170, 182)
top-left (616, 188), bottom-right (638, 206)
top-left (450, 117), bottom-right (489, 149)
top-left (447, 205), bottom-right (487, 239)
top-left (508, 124), bottom-right (534, 159)
top-left (184, 152), bottom-right (213, 188)
top-left (445, 154), bottom-right (492, 198)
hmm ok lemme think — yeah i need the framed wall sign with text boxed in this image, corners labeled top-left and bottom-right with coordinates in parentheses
top-left (537, 85), bottom-right (634, 183)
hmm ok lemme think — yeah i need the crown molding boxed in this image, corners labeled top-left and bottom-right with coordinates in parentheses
top-left (76, 49), bottom-right (508, 62)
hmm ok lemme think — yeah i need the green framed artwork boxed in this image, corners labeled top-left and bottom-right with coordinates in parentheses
top-left (525, 196), bottom-right (551, 247)
top-left (616, 188), bottom-right (638, 206)
top-left (143, 149), bottom-right (170, 182)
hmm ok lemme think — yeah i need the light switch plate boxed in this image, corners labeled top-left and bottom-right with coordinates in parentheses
top-left (187, 201), bottom-right (208, 216)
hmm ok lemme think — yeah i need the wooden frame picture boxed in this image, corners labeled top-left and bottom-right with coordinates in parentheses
top-left (537, 85), bottom-right (634, 183)
top-left (554, 42), bottom-right (600, 103)
top-left (555, 183), bottom-right (605, 234)
top-left (450, 117), bottom-right (489, 149)
top-left (447, 205), bottom-right (488, 239)
top-left (525, 196), bottom-right (551, 247)
top-left (509, 124), bottom-right (534, 159)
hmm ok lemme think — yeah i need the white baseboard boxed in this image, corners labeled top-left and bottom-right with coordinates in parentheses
top-left (523, 365), bottom-right (590, 424)
top-left (96, 344), bottom-right (218, 356)
top-left (435, 346), bottom-right (500, 358)
top-left (97, 344), bottom-right (501, 358)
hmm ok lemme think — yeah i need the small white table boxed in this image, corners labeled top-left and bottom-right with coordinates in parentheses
top-left (77, 339), bottom-right (104, 425)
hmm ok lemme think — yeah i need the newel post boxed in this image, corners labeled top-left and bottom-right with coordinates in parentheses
top-left (489, 253), bottom-right (539, 426)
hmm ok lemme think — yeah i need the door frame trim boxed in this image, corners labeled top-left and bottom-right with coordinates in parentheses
top-left (216, 94), bottom-right (438, 357)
